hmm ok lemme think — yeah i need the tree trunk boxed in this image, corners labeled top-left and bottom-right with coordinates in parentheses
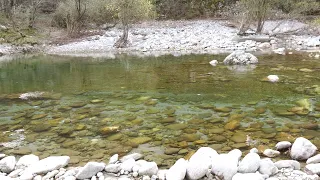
top-left (114, 24), bottom-right (129, 48)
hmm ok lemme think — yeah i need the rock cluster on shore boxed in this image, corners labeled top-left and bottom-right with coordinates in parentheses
top-left (43, 20), bottom-right (320, 57)
top-left (1, 136), bottom-right (320, 180)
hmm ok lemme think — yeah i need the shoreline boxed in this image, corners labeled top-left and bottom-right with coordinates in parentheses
top-left (1, 137), bottom-right (320, 180)
top-left (0, 20), bottom-right (319, 59)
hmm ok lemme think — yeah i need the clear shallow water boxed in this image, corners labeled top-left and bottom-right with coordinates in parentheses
top-left (0, 54), bottom-right (319, 167)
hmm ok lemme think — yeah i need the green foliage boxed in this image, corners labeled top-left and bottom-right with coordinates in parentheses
top-left (116, 0), bottom-right (155, 25)
top-left (86, 0), bottom-right (118, 25)
top-left (153, 0), bottom-right (226, 19)
top-left (271, 0), bottom-right (320, 15)
top-left (0, 28), bottom-right (39, 45)
top-left (53, 0), bottom-right (87, 36)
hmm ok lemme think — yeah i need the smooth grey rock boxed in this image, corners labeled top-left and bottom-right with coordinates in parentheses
top-left (23, 156), bottom-right (69, 175)
top-left (16, 154), bottom-right (39, 169)
top-left (33, 175), bottom-right (42, 180)
top-left (250, 148), bottom-right (259, 153)
top-left (157, 169), bottom-right (167, 180)
top-left (209, 60), bottom-right (218, 66)
top-left (133, 160), bottom-right (148, 172)
top-left (307, 154), bottom-right (320, 164)
top-left (274, 160), bottom-right (300, 170)
top-left (109, 154), bottom-right (118, 164)
top-left (212, 154), bottom-right (238, 180)
top-left (64, 176), bottom-right (76, 180)
top-left (0, 175), bottom-right (14, 180)
top-left (19, 171), bottom-right (34, 180)
top-left (139, 162), bottom-right (158, 176)
top-left (187, 147), bottom-right (218, 179)
top-left (275, 141), bottom-right (291, 151)
top-left (166, 158), bottom-right (187, 180)
top-left (232, 172), bottom-right (264, 180)
top-left (290, 137), bottom-right (317, 160)
top-left (267, 75), bottom-right (279, 83)
top-left (223, 51), bottom-right (258, 65)
top-left (0, 156), bottom-right (16, 173)
top-left (238, 153), bottom-right (260, 173)
top-left (259, 158), bottom-right (278, 176)
top-left (228, 149), bottom-right (242, 165)
top-left (0, 154), bottom-right (5, 159)
top-left (75, 162), bottom-right (106, 179)
top-left (263, 149), bottom-right (280, 158)
top-left (120, 153), bottom-right (143, 162)
top-left (120, 158), bottom-right (135, 172)
top-left (307, 36), bottom-right (320, 47)
top-left (43, 169), bottom-right (59, 180)
top-left (305, 163), bottom-right (320, 175)
top-left (8, 168), bottom-right (23, 178)
top-left (105, 164), bottom-right (121, 173)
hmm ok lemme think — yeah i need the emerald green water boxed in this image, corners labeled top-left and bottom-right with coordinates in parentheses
top-left (0, 54), bottom-right (319, 166)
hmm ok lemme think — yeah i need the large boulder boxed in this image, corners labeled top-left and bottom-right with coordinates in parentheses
top-left (238, 153), bottom-right (261, 173)
top-left (0, 156), bottom-right (16, 173)
top-left (223, 51), bottom-right (258, 65)
top-left (75, 162), bottom-right (106, 179)
top-left (15, 154), bottom-right (39, 170)
top-left (138, 161), bottom-right (158, 176)
top-left (274, 160), bottom-right (300, 170)
top-left (305, 163), bottom-right (320, 175)
top-left (212, 153), bottom-right (239, 180)
top-left (307, 154), bottom-right (320, 164)
top-left (290, 137), bottom-right (317, 160)
top-left (21, 156), bottom-right (69, 177)
top-left (186, 147), bottom-right (218, 180)
top-left (166, 158), bottom-right (187, 180)
top-left (259, 158), bottom-right (278, 176)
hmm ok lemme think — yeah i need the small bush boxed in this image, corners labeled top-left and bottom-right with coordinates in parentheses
top-left (53, 0), bottom-right (87, 37)
top-left (86, 0), bottom-right (118, 26)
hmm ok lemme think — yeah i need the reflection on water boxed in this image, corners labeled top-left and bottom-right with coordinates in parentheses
top-left (0, 54), bottom-right (319, 167)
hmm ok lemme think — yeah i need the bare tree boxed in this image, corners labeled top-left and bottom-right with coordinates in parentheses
top-left (114, 0), bottom-right (154, 48)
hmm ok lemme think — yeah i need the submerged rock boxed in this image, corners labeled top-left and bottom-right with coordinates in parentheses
top-left (267, 75), bottom-right (279, 83)
top-left (223, 51), bottom-right (258, 65)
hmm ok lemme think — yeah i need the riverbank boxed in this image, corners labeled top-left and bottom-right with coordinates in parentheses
top-left (1, 137), bottom-right (320, 180)
top-left (1, 20), bottom-right (319, 58)
top-left (45, 20), bottom-right (319, 57)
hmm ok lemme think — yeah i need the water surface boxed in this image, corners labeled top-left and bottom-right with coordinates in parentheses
top-left (0, 54), bottom-right (319, 166)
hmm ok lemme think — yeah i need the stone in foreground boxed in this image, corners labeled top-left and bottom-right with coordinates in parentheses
top-left (23, 156), bottom-right (69, 175)
top-left (305, 163), bottom-right (320, 175)
top-left (307, 154), bottom-right (320, 164)
top-left (290, 137), bottom-right (317, 160)
top-left (238, 153), bottom-right (260, 173)
top-left (259, 158), bottom-right (278, 176)
top-left (0, 156), bottom-right (16, 173)
top-left (166, 158), bottom-right (187, 180)
top-left (274, 160), bottom-right (300, 170)
top-left (75, 162), bottom-right (106, 179)
top-left (223, 51), bottom-right (258, 65)
top-left (232, 172), bottom-right (264, 180)
top-left (275, 141), bottom-right (291, 151)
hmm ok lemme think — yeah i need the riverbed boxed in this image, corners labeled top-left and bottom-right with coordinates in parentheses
top-left (0, 54), bottom-right (319, 168)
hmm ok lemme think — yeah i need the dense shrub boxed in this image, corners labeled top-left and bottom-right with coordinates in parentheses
top-left (53, 0), bottom-right (87, 36)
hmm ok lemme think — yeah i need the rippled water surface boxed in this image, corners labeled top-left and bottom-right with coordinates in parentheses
top-left (0, 54), bottom-right (319, 166)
